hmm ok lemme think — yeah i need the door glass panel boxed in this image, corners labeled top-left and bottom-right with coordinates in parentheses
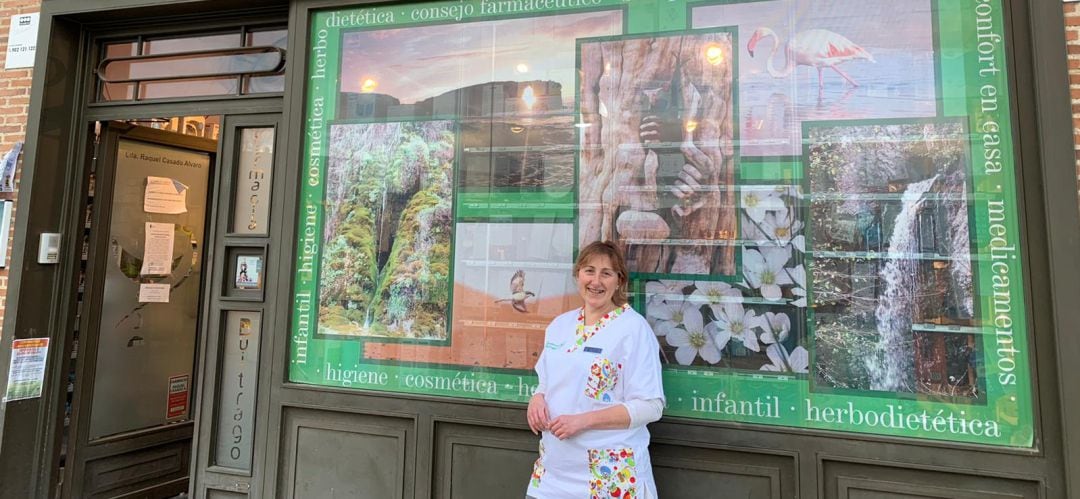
top-left (231, 127), bottom-right (275, 235)
top-left (213, 311), bottom-right (261, 470)
top-left (88, 137), bottom-right (211, 440)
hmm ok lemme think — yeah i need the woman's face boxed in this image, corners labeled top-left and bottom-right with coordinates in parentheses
top-left (576, 255), bottom-right (621, 310)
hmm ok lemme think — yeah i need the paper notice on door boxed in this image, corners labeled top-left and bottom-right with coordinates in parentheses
top-left (138, 283), bottom-right (171, 303)
top-left (139, 222), bottom-right (174, 276)
top-left (4, 338), bottom-right (49, 402)
top-left (166, 374), bottom-right (190, 419)
top-left (144, 176), bottom-right (188, 214)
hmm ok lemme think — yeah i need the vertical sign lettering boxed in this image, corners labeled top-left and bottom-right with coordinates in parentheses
top-left (214, 311), bottom-right (261, 469)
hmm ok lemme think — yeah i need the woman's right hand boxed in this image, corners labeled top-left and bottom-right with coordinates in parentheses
top-left (527, 393), bottom-right (550, 435)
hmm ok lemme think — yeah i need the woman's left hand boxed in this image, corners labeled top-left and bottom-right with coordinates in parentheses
top-left (549, 413), bottom-right (592, 440)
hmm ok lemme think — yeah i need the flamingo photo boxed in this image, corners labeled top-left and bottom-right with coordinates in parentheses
top-left (747, 27), bottom-right (875, 90)
top-left (693, 0), bottom-right (935, 156)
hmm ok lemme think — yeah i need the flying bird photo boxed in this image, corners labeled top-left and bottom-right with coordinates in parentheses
top-left (495, 269), bottom-right (537, 313)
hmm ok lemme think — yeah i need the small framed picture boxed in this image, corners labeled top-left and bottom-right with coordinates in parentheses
top-left (234, 255), bottom-right (262, 290)
top-left (223, 245), bottom-right (267, 301)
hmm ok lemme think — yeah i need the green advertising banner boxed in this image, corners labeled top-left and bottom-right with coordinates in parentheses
top-left (291, 0), bottom-right (1033, 447)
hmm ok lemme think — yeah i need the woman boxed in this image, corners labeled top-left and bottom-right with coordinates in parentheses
top-left (526, 241), bottom-right (666, 499)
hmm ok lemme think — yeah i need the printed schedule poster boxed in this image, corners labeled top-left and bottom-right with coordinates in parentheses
top-left (290, 0), bottom-right (1034, 447)
top-left (4, 338), bottom-right (49, 401)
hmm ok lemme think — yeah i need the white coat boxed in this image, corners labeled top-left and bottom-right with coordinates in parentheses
top-left (526, 304), bottom-right (665, 499)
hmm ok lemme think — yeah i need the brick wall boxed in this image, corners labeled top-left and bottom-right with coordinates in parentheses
top-left (0, 0), bottom-right (39, 326)
top-left (1068, 3), bottom-right (1080, 204)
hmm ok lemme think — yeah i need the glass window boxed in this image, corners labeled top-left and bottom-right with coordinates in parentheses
top-left (231, 127), bottom-right (275, 235)
top-left (140, 76), bottom-right (240, 100)
top-left (246, 28), bottom-right (287, 48)
top-left (244, 29), bottom-right (288, 94)
top-left (104, 41), bottom-right (137, 58)
top-left (101, 50), bottom-right (282, 83)
top-left (143, 32), bottom-right (240, 55)
top-left (213, 310), bottom-right (261, 470)
top-left (101, 82), bottom-right (136, 101)
top-left (289, 1), bottom-right (1033, 448)
top-left (133, 115), bottom-right (221, 140)
top-left (101, 42), bottom-right (138, 100)
top-left (97, 27), bottom-right (286, 101)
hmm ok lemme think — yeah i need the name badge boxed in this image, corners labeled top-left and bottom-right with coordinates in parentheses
top-left (583, 346), bottom-right (603, 354)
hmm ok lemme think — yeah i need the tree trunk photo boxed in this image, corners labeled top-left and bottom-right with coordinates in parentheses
top-left (578, 32), bottom-right (736, 275)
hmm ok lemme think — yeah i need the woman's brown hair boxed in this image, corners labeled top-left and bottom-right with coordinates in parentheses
top-left (573, 240), bottom-right (629, 306)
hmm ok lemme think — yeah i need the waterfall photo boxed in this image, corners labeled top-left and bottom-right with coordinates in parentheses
top-left (805, 120), bottom-right (979, 398)
top-left (317, 121), bottom-right (455, 340)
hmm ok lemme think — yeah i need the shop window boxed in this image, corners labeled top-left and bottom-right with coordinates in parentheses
top-left (287, 1), bottom-right (1033, 448)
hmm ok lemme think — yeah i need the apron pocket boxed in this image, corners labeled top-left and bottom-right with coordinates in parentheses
top-left (587, 447), bottom-right (637, 498)
top-left (584, 357), bottom-right (621, 402)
